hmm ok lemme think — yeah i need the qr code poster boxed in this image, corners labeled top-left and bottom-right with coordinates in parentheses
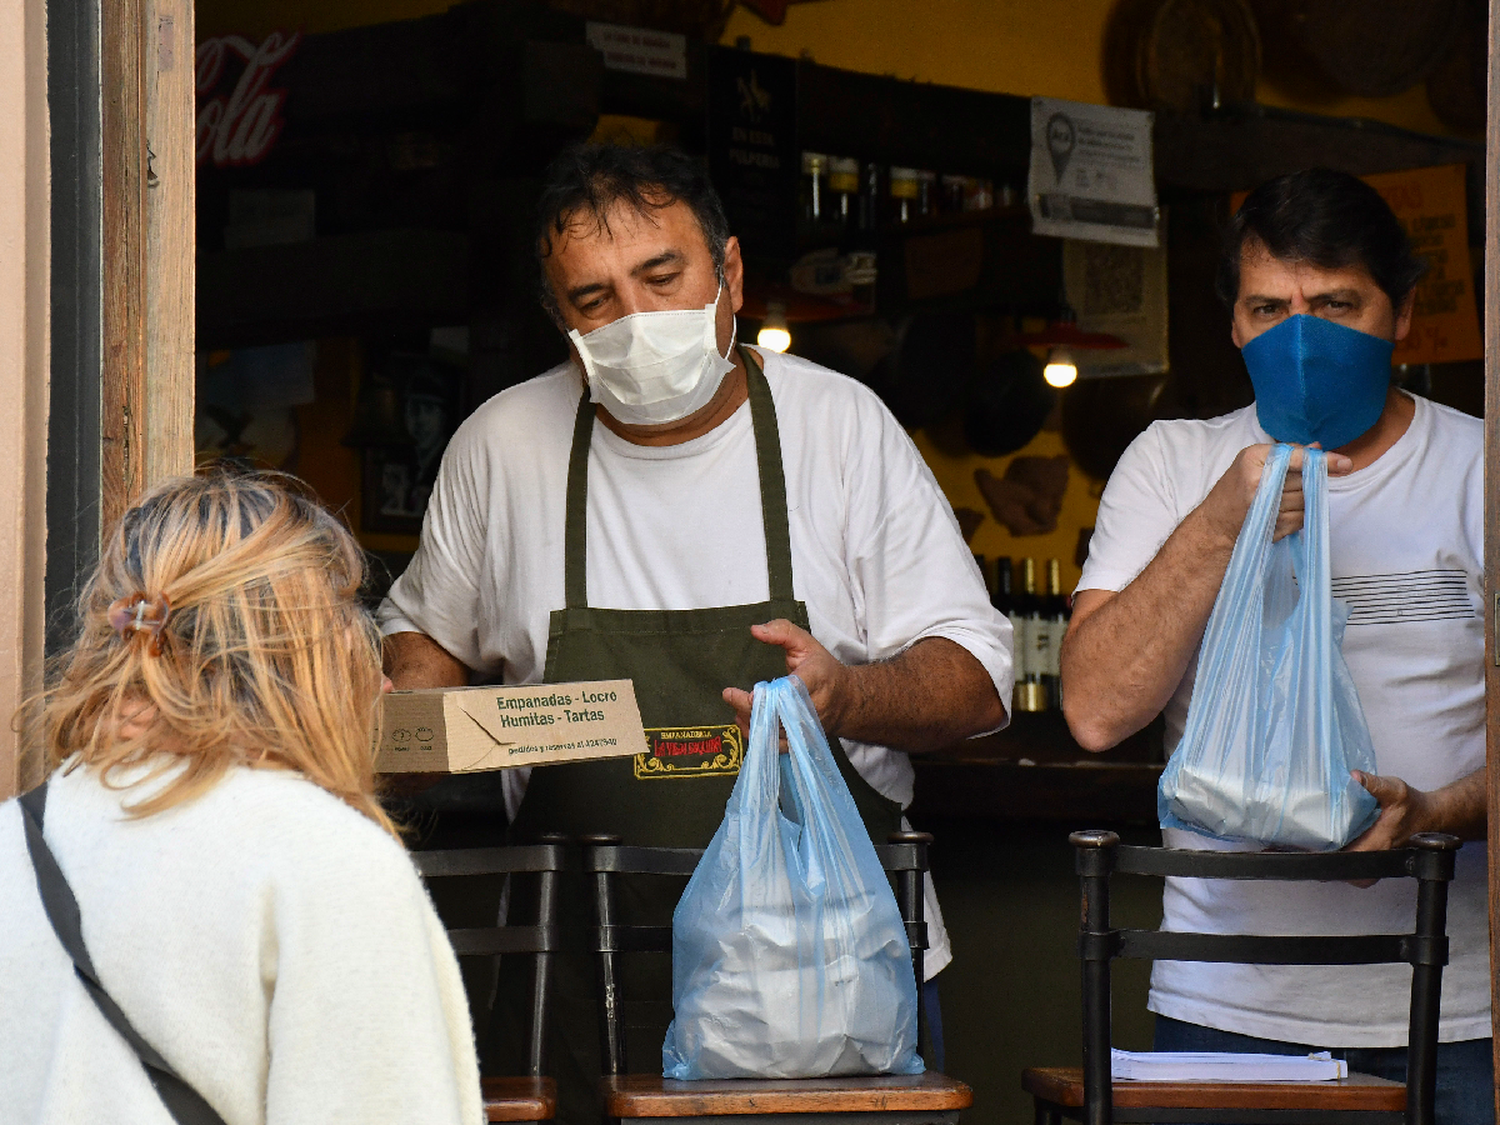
top-left (1063, 238), bottom-right (1168, 377)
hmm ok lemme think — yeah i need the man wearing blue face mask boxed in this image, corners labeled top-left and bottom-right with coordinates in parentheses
top-left (1061, 168), bottom-right (1490, 1123)
top-left (377, 143), bottom-right (1012, 1121)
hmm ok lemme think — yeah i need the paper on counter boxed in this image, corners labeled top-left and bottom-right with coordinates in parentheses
top-left (1111, 1049), bottom-right (1349, 1083)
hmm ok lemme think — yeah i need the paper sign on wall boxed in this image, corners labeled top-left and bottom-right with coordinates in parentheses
top-left (1029, 97), bottom-right (1159, 248)
top-left (1063, 239), bottom-right (1169, 377)
top-left (586, 22), bottom-right (688, 80)
top-left (1363, 164), bottom-right (1482, 366)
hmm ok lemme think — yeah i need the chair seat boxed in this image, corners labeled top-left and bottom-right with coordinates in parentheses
top-left (1021, 1067), bottom-right (1406, 1112)
top-left (481, 1076), bottom-right (557, 1122)
top-left (603, 1072), bottom-right (974, 1118)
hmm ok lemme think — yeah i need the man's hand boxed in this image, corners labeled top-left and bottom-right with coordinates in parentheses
top-left (1342, 767), bottom-right (1485, 886)
top-left (1200, 444), bottom-right (1354, 546)
top-left (380, 633), bottom-right (469, 797)
top-left (722, 622), bottom-right (1004, 753)
top-left (384, 631), bottom-right (470, 689)
top-left (722, 619), bottom-right (851, 742)
top-left (1345, 771), bottom-right (1434, 853)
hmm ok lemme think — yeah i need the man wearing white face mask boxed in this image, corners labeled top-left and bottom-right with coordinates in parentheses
top-left (1062, 169), bottom-right (1490, 1124)
top-left (378, 144), bottom-right (1012, 1121)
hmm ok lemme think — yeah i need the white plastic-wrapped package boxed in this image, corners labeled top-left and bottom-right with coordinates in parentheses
top-left (662, 676), bottom-right (923, 1079)
top-left (1159, 445), bottom-right (1379, 851)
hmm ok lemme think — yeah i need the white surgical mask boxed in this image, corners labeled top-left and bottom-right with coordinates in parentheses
top-left (569, 282), bottom-right (737, 426)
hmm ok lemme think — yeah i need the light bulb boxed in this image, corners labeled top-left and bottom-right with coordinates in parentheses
top-left (757, 301), bottom-right (791, 353)
top-left (1043, 346), bottom-right (1077, 388)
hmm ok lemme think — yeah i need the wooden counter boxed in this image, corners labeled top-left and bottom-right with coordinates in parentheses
top-left (909, 710), bottom-right (1163, 825)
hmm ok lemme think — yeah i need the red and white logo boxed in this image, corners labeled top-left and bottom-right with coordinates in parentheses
top-left (196, 30), bottom-right (301, 168)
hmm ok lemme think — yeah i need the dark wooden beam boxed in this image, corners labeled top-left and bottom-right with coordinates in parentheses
top-left (1484, 4), bottom-right (1500, 1116)
top-left (797, 61), bottom-right (1032, 182)
top-left (1156, 104), bottom-right (1484, 193)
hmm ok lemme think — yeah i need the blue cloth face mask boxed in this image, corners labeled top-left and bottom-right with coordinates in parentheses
top-left (1240, 314), bottom-right (1394, 451)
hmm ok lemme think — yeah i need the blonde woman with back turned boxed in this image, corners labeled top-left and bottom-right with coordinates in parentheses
top-left (0, 469), bottom-right (484, 1124)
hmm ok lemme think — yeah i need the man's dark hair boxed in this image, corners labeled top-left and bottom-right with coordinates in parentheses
top-left (534, 143), bottom-right (731, 320)
top-left (1216, 168), bottom-right (1425, 311)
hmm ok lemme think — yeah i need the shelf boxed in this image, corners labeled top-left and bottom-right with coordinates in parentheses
top-left (911, 759), bottom-right (1162, 825)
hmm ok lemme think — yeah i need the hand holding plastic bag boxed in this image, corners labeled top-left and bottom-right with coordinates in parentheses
top-left (1159, 444), bottom-right (1379, 851)
top-left (662, 675), bottom-right (924, 1080)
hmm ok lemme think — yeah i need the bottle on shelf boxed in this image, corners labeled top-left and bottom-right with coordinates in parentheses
top-left (857, 161), bottom-right (882, 235)
top-left (917, 169), bottom-right (937, 219)
top-left (992, 554), bottom-right (1013, 621)
top-left (828, 156), bottom-right (860, 230)
top-left (963, 177), bottom-right (995, 212)
top-left (800, 151), bottom-right (827, 228)
top-left (889, 166), bottom-right (920, 224)
top-left (1013, 557), bottom-right (1048, 713)
top-left (1042, 558), bottom-right (1070, 709)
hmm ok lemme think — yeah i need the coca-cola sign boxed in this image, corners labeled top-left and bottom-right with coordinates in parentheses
top-left (196, 31), bottom-right (301, 168)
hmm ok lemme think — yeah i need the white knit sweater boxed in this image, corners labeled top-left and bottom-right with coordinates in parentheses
top-left (0, 761), bottom-right (484, 1125)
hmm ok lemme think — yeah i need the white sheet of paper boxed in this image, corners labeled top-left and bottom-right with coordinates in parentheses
top-left (1030, 97), bottom-right (1159, 248)
top-left (1111, 1049), bottom-right (1350, 1083)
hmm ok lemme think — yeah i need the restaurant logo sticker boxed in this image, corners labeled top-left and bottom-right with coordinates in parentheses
top-left (635, 725), bottom-right (744, 780)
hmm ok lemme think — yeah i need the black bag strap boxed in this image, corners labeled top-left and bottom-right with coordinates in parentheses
top-left (19, 779), bottom-right (229, 1125)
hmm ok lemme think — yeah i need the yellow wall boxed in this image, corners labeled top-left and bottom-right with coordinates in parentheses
top-left (722, 0), bottom-right (1474, 139)
top-left (914, 426), bottom-right (1100, 597)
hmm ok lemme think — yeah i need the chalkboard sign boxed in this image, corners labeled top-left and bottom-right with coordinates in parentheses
top-left (707, 47), bottom-right (798, 265)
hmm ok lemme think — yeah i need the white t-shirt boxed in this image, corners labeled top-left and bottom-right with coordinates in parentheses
top-left (379, 347), bottom-right (1015, 977)
top-left (0, 763), bottom-right (483, 1124)
top-left (1078, 394), bottom-right (1488, 1047)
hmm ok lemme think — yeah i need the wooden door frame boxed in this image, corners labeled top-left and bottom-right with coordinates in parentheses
top-left (100, 0), bottom-right (195, 537)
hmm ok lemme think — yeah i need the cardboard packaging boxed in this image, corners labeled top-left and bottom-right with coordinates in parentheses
top-left (377, 679), bottom-right (648, 774)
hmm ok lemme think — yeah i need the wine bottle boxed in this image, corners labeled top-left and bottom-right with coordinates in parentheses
top-left (1042, 558), bottom-right (1070, 709)
top-left (993, 556), bottom-right (1018, 650)
top-left (1014, 557), bottom-right (1047, 712)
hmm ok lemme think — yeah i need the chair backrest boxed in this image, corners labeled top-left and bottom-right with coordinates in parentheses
top-left (582, 831), bottom-right (935, 1076)
top-left (1069, 829), bottom-right (1461, 1125)
top-left (410, 837), bottom-right (570, 1078)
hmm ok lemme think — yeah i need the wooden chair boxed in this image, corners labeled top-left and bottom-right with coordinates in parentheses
top-left (583, 831), bottom-right (974, 1125)
top-left (412, 837), bottom-right (570, 1123)
top-left (1022, 829), bottom-right (1461, 1125)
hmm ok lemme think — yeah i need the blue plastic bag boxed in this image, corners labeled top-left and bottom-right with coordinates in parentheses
top-left (662, 675), bottom-right (924, 1079)
top-left (1158, 445), bottom-right (1380, 851)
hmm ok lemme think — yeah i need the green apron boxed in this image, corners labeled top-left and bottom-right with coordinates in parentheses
top-left (494, 350), bottom-right (903, 1123)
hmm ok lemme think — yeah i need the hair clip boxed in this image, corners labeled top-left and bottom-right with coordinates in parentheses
top-left (107, 592), bottom-right (172, 656)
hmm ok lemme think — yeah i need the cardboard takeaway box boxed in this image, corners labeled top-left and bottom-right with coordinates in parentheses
top-left (376, 679), bottom-right (648, 774)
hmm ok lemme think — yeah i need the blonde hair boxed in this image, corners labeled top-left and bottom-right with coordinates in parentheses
top-left (38, 466), bottom-right (395, 835)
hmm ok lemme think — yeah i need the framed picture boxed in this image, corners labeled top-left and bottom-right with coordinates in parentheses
top-left (360, 352), bottom-right (464, 536)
